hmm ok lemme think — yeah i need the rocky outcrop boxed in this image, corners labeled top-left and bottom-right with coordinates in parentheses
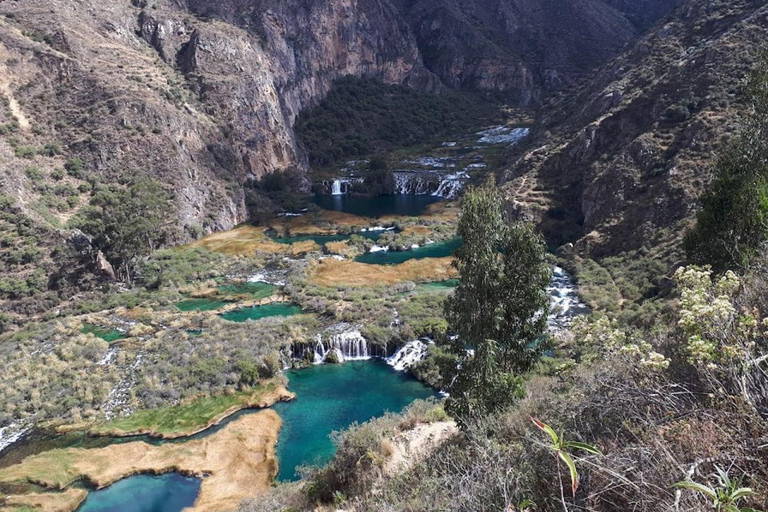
top-left (0, 0), bottom-right (437, 238)
top-left (502, 0), bottom-right (768, 257)
top-left (391, 0), bottom-right (680, 104)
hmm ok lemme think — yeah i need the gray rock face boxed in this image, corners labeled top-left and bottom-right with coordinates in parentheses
top-left (390, 0), bottom-right (679, 104)
top-left (503, 0), bottom-right (768, 257)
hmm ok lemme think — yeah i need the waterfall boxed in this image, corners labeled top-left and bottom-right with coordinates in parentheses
top-left (323, 177), bottom-right (363, 195)
top-left (547, 266), bottom-right (589, 332)
top-left (292, 323), bottom-right (390, 363)
top-left (476, 126), bottom-right (530, 145)
top-left (0, 422), bottom-right (29, 453)
top-left (432, 171), bottom-right (470, 199)
top-left (387, 339), bottom-right (430, 371)
top-left (393, 171), bottom-right (440, 195)
top-left (392, 171), bottom-right (469, 198)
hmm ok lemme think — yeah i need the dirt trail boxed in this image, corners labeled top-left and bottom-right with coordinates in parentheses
top-left (384, 420), bottom-right (458, 475)
top-left (0, 44), bottom-right (31, 130)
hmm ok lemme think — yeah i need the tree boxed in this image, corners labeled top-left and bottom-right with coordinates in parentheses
top-left (362, 154), bottom-right (394, 195)
top-left (73, 178), bottom-right (173, 283)
top-left (444, 183), bottom-right (551, 423)
top-left (684, 56), bottom-right (768, 273)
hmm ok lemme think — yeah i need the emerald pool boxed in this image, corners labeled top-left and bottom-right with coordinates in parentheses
top-left (273, 359), bottom-right (437, 481)
top-left (268, 231), bottom-right (385, 245)
top-left (219, 303), bottom-right (302, 322)
top-left (175, 298), bottom-right (229, 312)
top-left (355, 237), bottom-right (462, 265)
top-left (76, 473), bottom-right (201, 512)
top-left (81, 324), bottom-right (127, 343)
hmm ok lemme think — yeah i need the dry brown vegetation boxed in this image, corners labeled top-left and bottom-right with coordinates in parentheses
top-left (189, 225), bottom-right (319, 256)
top-left (308, 257), bottom-right (457, 286)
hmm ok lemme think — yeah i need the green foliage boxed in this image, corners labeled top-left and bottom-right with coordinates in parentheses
top-left (246, 167), bottom-right (306, 215)
top-left (90, 381), bottom-right (278, 437)
top-left (673, 467), bottom-right (762, 512)
top-left (139, 248), bottom-right (223, 289)
top-left (355, 154), bottom-right (395, 195)
top-left (447, 184), bottom-right (551, 372)
top-left (64, 157), bottom-right (87, 179)
top-left (295, 76), bottom-right (499, 167)
top-left (531, 417), bottom-right (602, 499)
top-left (73, 178), bottom-right (173, 283)
top-left (685, 56), bottom-right (768, 272)
top-left (444, 184), bottom-right (550, 424)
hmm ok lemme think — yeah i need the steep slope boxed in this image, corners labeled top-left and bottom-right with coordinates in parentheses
top-left (503, 0), bottom-right (768, 257)
top-left (0, 0), bottom-right (438, 322)
top-left (391, 0), bottom-right (680, 104)
top-left (607, 0), bottom-right (685, 31)
top-left (0, 0), bottom-right (435, 236)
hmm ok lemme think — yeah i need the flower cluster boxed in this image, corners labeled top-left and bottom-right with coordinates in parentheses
top-left (572, 316), bottom-right (669, 370)
top-left (673, 266), bottom-right (752, 368)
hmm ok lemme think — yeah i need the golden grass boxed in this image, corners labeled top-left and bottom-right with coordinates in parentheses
top-left (4, 488), bottom-right (88, 512)
top-left (400, 225), bottom-right (433, 236)
top-left (0, 411), bottom-right (282, 512)
top-left (188, 225), bottom-right (318, 256)
top-left (265, 209), bottom-right (371, 236)
top-left (324, 241), bottom-right (363, 258)
top-left (308, 257), bottom-right (457, 286)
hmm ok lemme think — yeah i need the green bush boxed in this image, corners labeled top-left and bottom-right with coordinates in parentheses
top-left (295, 76), bottom-right (499, 167)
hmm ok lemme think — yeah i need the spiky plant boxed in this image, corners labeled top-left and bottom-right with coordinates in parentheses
top-left (531, 418), bottom-right (602, 511)
top-left (673, 466), bottom-right (763, 512)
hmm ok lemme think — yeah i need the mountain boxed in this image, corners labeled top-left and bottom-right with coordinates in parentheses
top-left (503, 0), bottom-right (768, 258)
top-left (0, 0), bottom-right (678, 241)
top-left (391, 0), bottom-right (647, 104)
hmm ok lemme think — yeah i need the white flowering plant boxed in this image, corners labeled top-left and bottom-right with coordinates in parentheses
top-left (571, 316), bottom-right (669, 371)
top-left (673, 266), bottom-right (768, 410)
top-left (673, 266), bottom-right (761, 368)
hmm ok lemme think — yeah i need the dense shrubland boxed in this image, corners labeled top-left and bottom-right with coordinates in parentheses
top-left (243, 265), bottom-right (768, 512)
top-left (294, 77), bottom-right (499, 167)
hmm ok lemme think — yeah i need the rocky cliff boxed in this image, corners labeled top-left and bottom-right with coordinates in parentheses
top-left (502, 0), bottom-right (768, 257)
top-left (391, 0), bottom-right (681, 104)
top-left (0, 0), bottom-right (680, 245)
top-left (0, 0), bottom-right (438, 237)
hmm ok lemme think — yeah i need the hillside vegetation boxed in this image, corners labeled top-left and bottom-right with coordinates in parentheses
top-left (295, 77), bottom-right (500, 167)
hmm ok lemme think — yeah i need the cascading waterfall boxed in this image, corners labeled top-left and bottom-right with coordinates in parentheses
top-left (323, 178), bottom-right (362, 195)
top-left (392, 171), bottom-right (469, 199)
top-left (387, 339), bottom-right (430, 371)
top-left (547, 266), bottom-right (590, 332)
top-left (393, 171), bottom-right (440, 195)
top-left (292, 324), bottom-right (389, 363)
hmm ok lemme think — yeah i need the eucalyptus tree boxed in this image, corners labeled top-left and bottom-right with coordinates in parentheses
top-left (444, 183), bottom-right (551, 423)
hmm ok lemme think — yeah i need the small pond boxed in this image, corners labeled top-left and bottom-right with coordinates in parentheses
top-left (76, 473), bottom-right (201, 512)
top-left (219, 303), bottom-right (303, 322)
top-left (273, 359), bottom-right (437, 481)
top-left (81, 325), bottom-right (127, 343)
top-left (355, 237), bottom-right (462, 265)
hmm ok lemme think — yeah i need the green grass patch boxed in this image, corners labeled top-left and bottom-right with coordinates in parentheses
top-left (89, 381), bottom-right (277, 437)
top-left (217, 281), bottom-right (276, 300)
top-left (175, 297), bottom-right (230, 312)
